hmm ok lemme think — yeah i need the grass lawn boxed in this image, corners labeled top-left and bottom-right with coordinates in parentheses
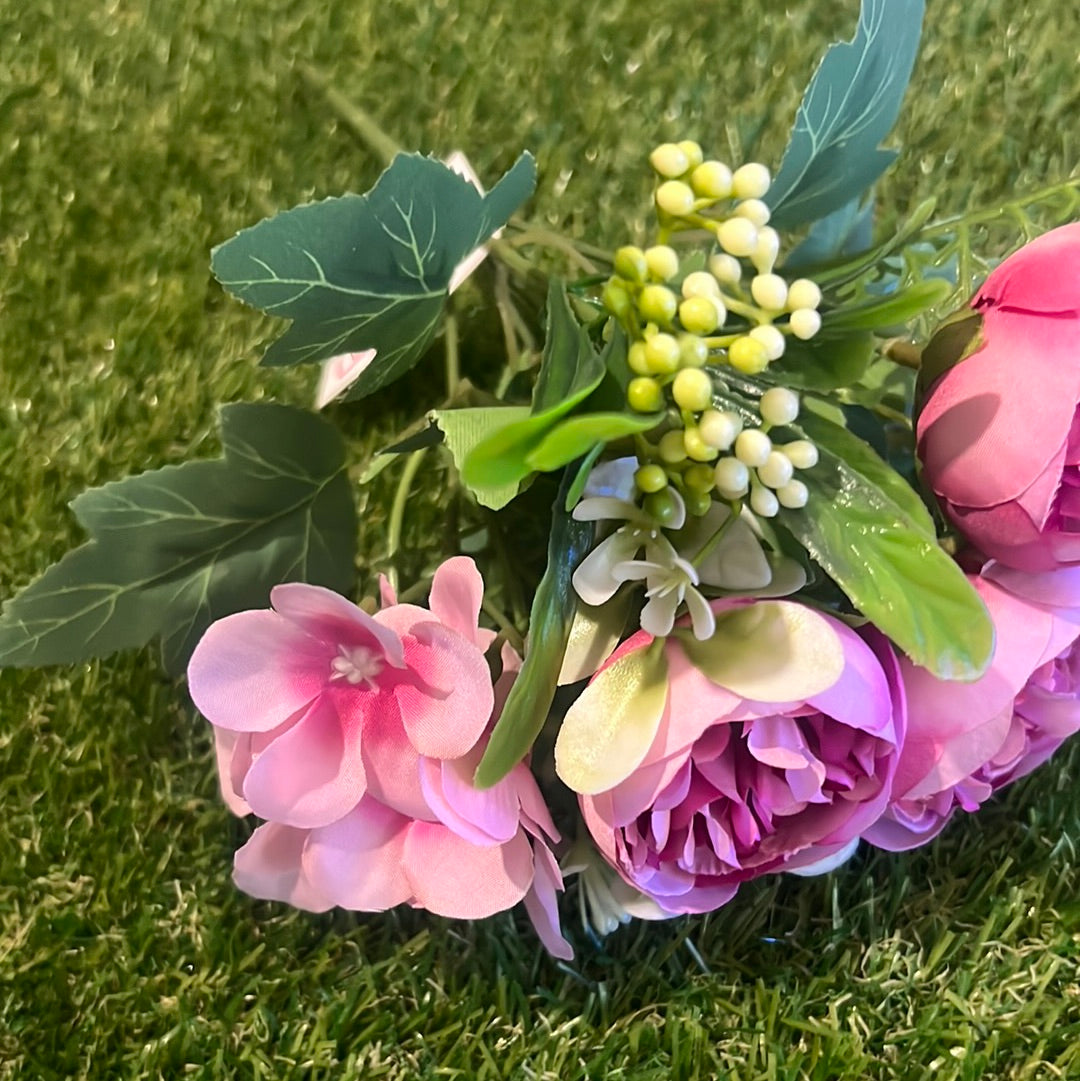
top-left (2, 0), bottom-right (1080, 1077)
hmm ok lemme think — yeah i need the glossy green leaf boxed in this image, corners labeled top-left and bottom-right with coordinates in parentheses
top-left (767, 0), bottom-right (925, 228)
top-left (777, 437), bottom-right (993, 680)
top-left (474, 476), bottom-right (592, 788)
top-left (525, 410), bottom-right (661, 472)
top-left (432, 406), bottom-right (530, 510)
top-left (797, 405), bottom-right (936, 537)
top-left (824, 278), bottom-right (953, 332)
top-left (563, 442), bottom-right (605, 512)
top-left (211, 152), bottom-right (536, 397)
top-left (0, 403), bottom-right (355, 675)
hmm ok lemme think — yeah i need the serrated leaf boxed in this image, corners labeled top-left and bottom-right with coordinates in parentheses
top-left (776, 437), bottom-right (992, 680)
top-left (767, 0), bottom-right (925, 228)
top-left (524, 410), bottom-right (661, 472)
top-left (0, 403), bottom-right (355, 675)
top-left (211, 152), bottom-right (536, 396)
top-left (474, 476), bottom-right (592, 788)
top-left (432, 406), bottom-right (530, 510)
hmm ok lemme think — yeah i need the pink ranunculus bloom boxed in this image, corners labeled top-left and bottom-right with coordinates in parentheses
top-left (569, 598), bottom-right (906, 915)
top-left (917, 223), bottom-right (1080, 572)
top-left (187, 557), bottom-right (571, 958)
top-left (864, 573), bottom-right (1080, 852)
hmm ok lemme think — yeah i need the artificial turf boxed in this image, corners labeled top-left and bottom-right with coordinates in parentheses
top-left (2, 0), bottom-right (1080, 1077)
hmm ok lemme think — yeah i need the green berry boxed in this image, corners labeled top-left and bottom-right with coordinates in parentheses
top-left (628, 376), bottom-right (664, 413)
top-left (728, 335), bottom-right (769, 374)
top-left (614, 245), bottom-right (648, 283)
top-left (628, 340), bottom-right (651, 375)
top-left (602, 279), bottom-right (632, 319)
top-left (672, 368), bottom-right (713, 412)
top-left (678, 296), bottom-right (721, 335)
top-left (684, 488), bottom-right (713, 517)
top-left (683, 427), bottom-right (718, 462)
top-left (677, 140), bottom-right (704, 170)
top-left (638, 283), bottom-right (678, 325)
top-left (643, 488), bottom-right (682, 526)
top-left (690, 160), bottom-right (733, 199)
top-left (644, 245), bottom-right (680, 281)
top-left (658, 429), bottom-right (688, 464)
top-left (635, 463), bottom-right (669, 493)
top-left (684, 463), bottom-right (716, 492)
top-left (644, 333), bottom-right (681, 374)
top-left (678, 334), bottom-right (709, 368)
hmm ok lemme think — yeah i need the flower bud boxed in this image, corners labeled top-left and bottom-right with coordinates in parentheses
top-left (757, 451), bottom-right (795, 490)
top-left (749, 324), bottom-right (786, 361)
top-left (708, 252), bottom-right (742, 285)
top-left (732, 162), bottom-right (771, 199)
top-left (681, 270), bottom-right (721, 299)
top-left (613, 246), bottom-right (648, 283)
top-left (717, 217), bottom-right (758, 258)
top-left (776, 479), bottom-right (809, 509)
top-left (684, 488), bottom-right (713, 516)
top-left (683, 427), bottom-right (719, 462)
top-left (644, 245), bottom-right (680, 282)
top-left (643, 487), bottom-right (682, 526)
top-left (735, 198), bottom-right (771, 227)
top-left (634, 463), bottom-right (669, 493)
top-left (751, 274), bottom-right (789, 312)
top-left (780, 440), bottom-right (819, 469)
top-left (690, 160), bottom-right (733, 199)
top-left (750, 483), bottom-right (780, 518)
top-left (699, 408), bottom-right (742, 450)
top-left (787, 278), bottom-right (822, 311)
top-left (751, 227), bottom-right (781, 273)
top-left (656, 180), bottom-right (695, 217)
top-left (714, 456), bottom-right (750, 498)
top-left (735, 428), bottom-right (772, 467)
top-left (678, 334), bottom-right (709, 368)
top-left (672, 368), bottom-right (713, 412)
top-left (649, 142), bottom-right (690, 179)
top-left (759, 387), bottom-right (800, 426)
top-left (602, 279), bottom-right (632, 319)
top-left (684, 463), bottom-right (716, 492)
top-left (628, 340), bottom-right (651, 375)
top-left (677, 140), bottom-right (704, 170)
top-left (789, 308), bottom-right (822, 340)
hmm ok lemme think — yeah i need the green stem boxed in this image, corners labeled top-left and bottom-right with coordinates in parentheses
top-left (690, 502), bottom-right (741, 567)
top-left (297, 64), bottom-right (401, 165)
top-left (386, 449), bottom-right (427, 594)
top-left (444, 310), bottom-right (460, 395)
top-left (480, 597), bottom-right (526, 654)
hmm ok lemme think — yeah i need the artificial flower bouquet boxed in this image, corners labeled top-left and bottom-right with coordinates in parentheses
top-left (4, 0), bottom-right (1080, 959)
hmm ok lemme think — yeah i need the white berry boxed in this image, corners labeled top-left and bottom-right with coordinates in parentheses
top-left (717, 217), bottom-right (758, 258)
top-left (735, 429), bottom-right (772, 467)
top-left (751, 274), bottom-right (789, 312)
top-left (781, 440), bottom-right (819, 469)
top-left (759, 387), bottom-right (800, 426)
top-left (749, 324), bottom-right (786, 361)
top-left (699, 409), bottom-right (742, 450)
top-left (757, 451), bottom-right (795, 489)
top-left (777, 479), bottom-right (809, 508)
top-left (732, 162), bottom-right (771, 199)
top-left (750, 484), bottom-right (780, 518)
top-left (714, 457), bottom-right (750, 497)
top-left (789, 308), bottom-right (822, 340)
top-left (787, 278), bottom-right (822, 311)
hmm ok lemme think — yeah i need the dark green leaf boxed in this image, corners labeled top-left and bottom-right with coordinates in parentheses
top-left (776, 435), bottom-right (992, 680)
top-left (525, 411), bottom-right (661, 472)
top-left (211, 152), bottom-right (536, 397)
top-left (767, 0), bottom-right (925, 228)
top-left (785, 195), bottom-right (875, 269)
top-left (474, 476), bottom-right (592, 788)
top-left (0, 403), bottom-right (355, 675)
top-left (766, 330), bottom-right (875, 391)
top-left (563, 443), bottom-right (605, 512)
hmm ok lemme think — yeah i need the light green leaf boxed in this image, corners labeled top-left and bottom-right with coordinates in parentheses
top-left (555, 642), bottom-right (669, 795)
top-left (767, 0), bottom-right (925, 228)
top-left (525, 411), bottom-right (662, 472)
top-left (211, 152), bottom-right (536, 397)
top-left (432, 406), bottom-right (530, 510)
top-left (0, 404), bottom-right (355, 675)
top-left (824, 278), bottom-right (953, 332)
top-left (473, 478), bottom-right (592, 788)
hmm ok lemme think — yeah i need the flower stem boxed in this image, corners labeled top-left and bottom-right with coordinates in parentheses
top-left (444, 310), bottom-right (460, 395)
top-left (386, 449), bottom-right (427, 595)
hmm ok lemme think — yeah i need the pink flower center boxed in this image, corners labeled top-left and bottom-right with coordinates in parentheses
top-left (329, 643), bottom-right (384, 689)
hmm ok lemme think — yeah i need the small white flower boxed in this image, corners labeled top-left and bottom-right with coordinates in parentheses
top-left (613, 542), bottom-right (716, 640)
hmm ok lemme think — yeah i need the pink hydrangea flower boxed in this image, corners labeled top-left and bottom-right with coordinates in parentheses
top-left (864, 572), bottom-right (1080, 851)
top-left (188, 557), bottom-right (571, 958)
top-left (563, 598), bottom-right (906, 915)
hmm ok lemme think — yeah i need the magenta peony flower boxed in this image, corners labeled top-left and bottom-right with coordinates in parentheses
top-left (560, 599), bottom-right (905, 915)
top-left (864, 573), bottom-right (1080, 852)
top-left (188, 557), bottom-right (571, 958)
top-left (917, 223), bottom-right (1080, 572)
